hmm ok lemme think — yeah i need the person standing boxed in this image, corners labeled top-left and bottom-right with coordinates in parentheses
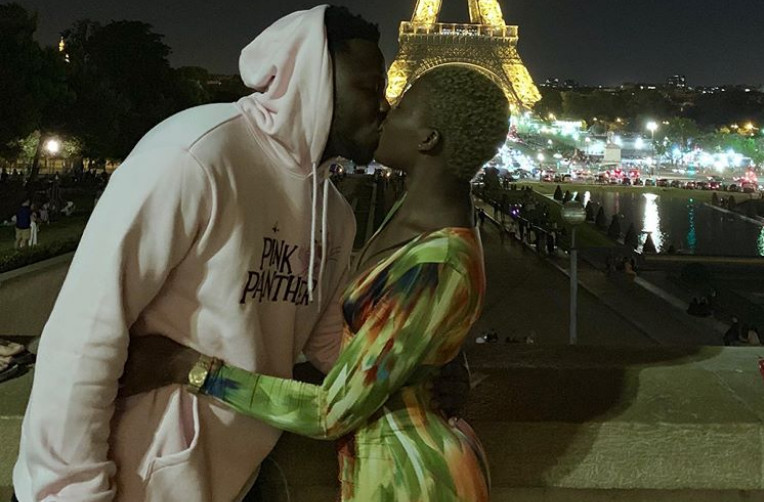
top-left (121, 65), bottom-right (509, 501)
top-left (14, 6), bottom-right (390, 502)
top-left (28, 209), bottom-right (38, 247)
top-left (14, 200), bottom-right (31, 249)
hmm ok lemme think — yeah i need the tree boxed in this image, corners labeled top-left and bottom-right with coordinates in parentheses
top-left (61, 19), bottom-right (200, 160)
top-left (607, 215), bottom-right (621, 239)
top-left (533, 88), bottom-right (562, 119)
top-left (595, 207), bottom-right (607, 229)
top-left (642, 233), bottom-right (657, 253)
top-left (663, 117), bottom-right (701, 150)
top-left (585, 201), bottom-right (595, 221)
top-left (0, 3), bottom-right (69, 168)
top-left (553, 184), bottom-right (563, 200)
top-left (482, 167), bottom-right (502, 202)
top-left (624, 223), bottom-right (638, 249)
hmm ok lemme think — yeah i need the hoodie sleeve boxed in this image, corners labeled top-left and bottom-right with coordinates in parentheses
top-left (17, 148), bottom-right (211, 501)
top-left (301, 267), bottom-right (346, 374)
top-left (201, 261), bottom-right (470, 440)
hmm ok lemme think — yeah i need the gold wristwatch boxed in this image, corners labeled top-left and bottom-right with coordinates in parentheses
top-left (186, 354), bottom-right (219, 394)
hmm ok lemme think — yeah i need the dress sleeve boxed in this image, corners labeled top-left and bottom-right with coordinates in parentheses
top-left (203, 260), bottom-right (470, 440)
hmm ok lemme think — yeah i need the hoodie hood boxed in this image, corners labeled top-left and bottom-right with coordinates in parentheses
top-left (237, 5), bottom-right (333, 175)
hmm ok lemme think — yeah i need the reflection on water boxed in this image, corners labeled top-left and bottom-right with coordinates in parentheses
top-left (641, 193), bottom-right (662, 252)
top-left (581, 188), bottom-right (763, 256)
top-left (686, 200), bottom-right (697, 253)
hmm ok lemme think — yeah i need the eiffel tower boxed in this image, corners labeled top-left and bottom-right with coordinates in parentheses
top-left (386, 0), bottom-right (540, 112)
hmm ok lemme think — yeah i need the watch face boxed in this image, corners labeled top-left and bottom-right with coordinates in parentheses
top-left (189, 365), bottom-right (207, 389)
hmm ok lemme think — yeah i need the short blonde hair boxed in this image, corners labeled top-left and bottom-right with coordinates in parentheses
top-left (417, 66), bottom-right (509, 181)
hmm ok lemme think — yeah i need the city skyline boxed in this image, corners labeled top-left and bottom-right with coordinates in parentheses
top-left (15, 0), bottom-right (764, 86)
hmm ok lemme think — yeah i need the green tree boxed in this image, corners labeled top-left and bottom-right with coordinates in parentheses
top-left (533, 88), bottom-right (562, 119)
top-left (0, 3), bottom-right (69, 170)
top-left (61, 19), bottom-right (201, 160)
top-left (663, 117), bottom-right (701, 150)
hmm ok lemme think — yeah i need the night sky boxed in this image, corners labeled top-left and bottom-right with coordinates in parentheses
top-left (16, 0), bottom-right (764, 87)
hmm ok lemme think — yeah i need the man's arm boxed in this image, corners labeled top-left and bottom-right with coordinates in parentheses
top-left (300, 267), bottom-right (348, 375)
top-left (16, 149), bottom-right (211, 501)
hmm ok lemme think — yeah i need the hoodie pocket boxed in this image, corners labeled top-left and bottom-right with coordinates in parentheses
top-left (142, 390), bottom-right (211, 501)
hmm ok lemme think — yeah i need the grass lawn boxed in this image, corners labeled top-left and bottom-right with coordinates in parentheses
top-left (0, 214), bottom-right (88, 255)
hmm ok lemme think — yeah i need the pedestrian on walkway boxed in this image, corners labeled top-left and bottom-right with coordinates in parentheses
top-left (723, 317), bottom-right (740, 346)
top-left (477, 207), bottom-right (486, 227)
top-left (29, 209), bottom-right (39, 247)
top-left (546, 230), bottom-right (555, 256)
top-left (747, 326), bottom-right (761, 346)
top-left (14, 199), bottom-right (31, 249)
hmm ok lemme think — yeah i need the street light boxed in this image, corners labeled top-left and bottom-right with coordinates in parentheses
top-left (646, 121), bottom-right (658, 140)
top-left (45, 139), bottom-right (61, 155)
top-left (561, 201), bottom-right (586, 345)
top-left (646, 122), bottom-right (659, 175)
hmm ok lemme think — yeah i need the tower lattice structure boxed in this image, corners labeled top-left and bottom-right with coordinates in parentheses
top-left (386, 0), bottom-right (540, 112)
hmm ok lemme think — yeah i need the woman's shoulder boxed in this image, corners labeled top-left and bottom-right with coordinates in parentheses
top-left (400, 227), bottom-right (481, 271)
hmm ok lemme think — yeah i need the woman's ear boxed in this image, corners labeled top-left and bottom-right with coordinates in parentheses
top-left (418, 129), bottom-right (441, 152)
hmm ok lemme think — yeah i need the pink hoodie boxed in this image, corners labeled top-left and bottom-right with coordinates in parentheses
top-left (14, 5), bottom-right (354, 501)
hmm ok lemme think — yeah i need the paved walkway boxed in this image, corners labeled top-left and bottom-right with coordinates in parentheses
top-left (473, 200), bottom-right (724, 347)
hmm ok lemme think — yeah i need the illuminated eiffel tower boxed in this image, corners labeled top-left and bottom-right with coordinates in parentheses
top-left (386, 0), bottom-right (540, 112)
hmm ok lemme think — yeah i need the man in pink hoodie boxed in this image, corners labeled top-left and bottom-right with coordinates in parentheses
top-left (13, 6), bottom-right (389, 501)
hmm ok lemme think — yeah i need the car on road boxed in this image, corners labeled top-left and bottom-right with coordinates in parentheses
top-left (696, 181), bottom-right (708, 190)
top-left (644, 178), bottom-right (656, 186)
top-left (742, 182), bottom-right (757, 193)
top-left (707, 180), bottom-right (721, 190)
top-left (656, 178), bottom-right (669, 187)
top-left (669, 180), bottom-right (683, 188)
top-left (684, 181), bottom-right (697, 190)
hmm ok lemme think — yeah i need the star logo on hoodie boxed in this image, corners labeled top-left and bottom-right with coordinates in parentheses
top-left (272, 221), bottom-right (280, 234)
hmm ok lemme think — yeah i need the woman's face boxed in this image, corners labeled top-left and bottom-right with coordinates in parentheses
top-left (374, 82), bottom-right (432, 171)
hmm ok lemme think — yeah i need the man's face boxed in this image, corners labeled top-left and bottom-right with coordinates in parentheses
top-left (325, 39), bottom-right (390, 165)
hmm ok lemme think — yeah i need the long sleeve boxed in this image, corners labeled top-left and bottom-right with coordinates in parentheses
top-left (301, 267), bottom-right (347, 374)
top-left (16, 148), bottom-right (211, 501)
top-left (203, 261), bottom-right (469, 440)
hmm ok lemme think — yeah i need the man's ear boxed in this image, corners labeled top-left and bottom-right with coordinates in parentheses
top-left (418, 129), bottom-right (441, 152)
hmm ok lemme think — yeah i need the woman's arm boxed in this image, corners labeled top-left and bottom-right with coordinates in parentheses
top-left (203, 261), bottom-right (470, 440)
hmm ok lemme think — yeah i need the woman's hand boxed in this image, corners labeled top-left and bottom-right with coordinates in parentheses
top-left (118, 335), bottom-right (200, 398)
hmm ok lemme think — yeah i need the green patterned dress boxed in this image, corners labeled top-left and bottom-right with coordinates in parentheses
top-left (203, 216), bottom-right (489, 501)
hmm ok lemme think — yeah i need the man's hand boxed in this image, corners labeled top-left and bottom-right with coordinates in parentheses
top-left (119, 335), bottom-right (199, 398)
top-left (430, 351), bottom-right (471, 419)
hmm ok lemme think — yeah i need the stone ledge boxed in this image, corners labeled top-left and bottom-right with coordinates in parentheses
top-left (2, 346), bottom-right (764, 500)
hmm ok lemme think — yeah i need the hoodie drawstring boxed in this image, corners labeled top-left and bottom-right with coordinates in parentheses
top-left (308, 162), bottom-right (329, 308)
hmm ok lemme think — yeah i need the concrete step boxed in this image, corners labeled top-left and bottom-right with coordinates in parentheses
top-left (4, 347), bottom-right (764, 500)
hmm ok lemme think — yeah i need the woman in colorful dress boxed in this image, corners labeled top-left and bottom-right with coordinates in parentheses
top-left (124, 65), bottom-right (509, 501)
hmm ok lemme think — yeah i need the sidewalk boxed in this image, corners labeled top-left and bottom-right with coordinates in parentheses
top-left (473, 199), bottom-right (723, 346)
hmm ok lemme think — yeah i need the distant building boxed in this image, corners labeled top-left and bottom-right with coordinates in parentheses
top-left (542, 78), bottom-right (580, 90)
top-left (667, 75), bottom-right (687, 89)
